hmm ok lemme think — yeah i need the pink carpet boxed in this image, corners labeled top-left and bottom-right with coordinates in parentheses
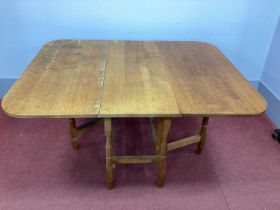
top-left (0, 103), bottom-right (279, 210)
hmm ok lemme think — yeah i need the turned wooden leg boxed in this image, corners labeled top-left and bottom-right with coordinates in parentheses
top-left (156, 118), bottom-right (171, 187)
top-left (69, 118), bottom-right (79, 150)
top-left (154, 118), bottom-right (163, 154)
top-left (196, 117), bottom-right (209, 154)
top-left (104, 118), bottom-right (114, 189)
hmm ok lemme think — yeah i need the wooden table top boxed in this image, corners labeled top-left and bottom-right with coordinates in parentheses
top-left (2, 40), bottom-right (267, 118)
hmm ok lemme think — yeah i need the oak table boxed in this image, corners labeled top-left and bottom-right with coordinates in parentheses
top-left (2, 40), bottom-right (267, 189)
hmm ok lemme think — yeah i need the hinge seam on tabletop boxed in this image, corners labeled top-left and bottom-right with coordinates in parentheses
top-left (95, 41), bottom-right (109, 116)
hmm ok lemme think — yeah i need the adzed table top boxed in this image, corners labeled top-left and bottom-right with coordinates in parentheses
top-left (2, 40), bottom-right (267, 118)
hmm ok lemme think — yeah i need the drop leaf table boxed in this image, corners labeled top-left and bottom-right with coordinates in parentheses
top-left (2, 40), bottom-right (267, 189)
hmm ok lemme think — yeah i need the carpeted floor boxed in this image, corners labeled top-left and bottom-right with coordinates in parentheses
top-left (0, 104), bottom-right (279, 210)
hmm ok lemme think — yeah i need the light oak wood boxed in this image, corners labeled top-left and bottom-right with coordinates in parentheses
top-left (69, 118), bottom-right (102, 150)
top-left (1, 40), bottom-right (268, 188)
top-left (167, 135), bottom-right (201, 152)
top-left (113, 155), bottom-right (158, 164)
top-left (104, 118), bottom-right (171, 188)
top-left (154, 118), bottom-right (164, 154)
top-left (2, 40), bottom-right (108, 118)
top-left (156, 118), bottom-right (171, 187)
top-left (156, 42), bottom-right (267, 116)
top-left (196, 117), bottom-right (209, 154)
top-left (69, 118), bottom-right (79, 149)
top-left (99, 41), bottom-right (180, 117)
top-left (104, 118), bottom-right (113, 189)
top-left (2, 40), bottom-right (266, 118)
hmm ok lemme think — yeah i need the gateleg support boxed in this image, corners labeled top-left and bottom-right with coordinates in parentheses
top-left (104, 118), bottom-right (114, 189)
top-left (69, 118), bottom-right (102, 150)
top-left (69, 118), bottom-right (79, 150)
top-left (196, 117), bottom-right (209, 154)
top-left (156, 118), bottom-right (171, 187)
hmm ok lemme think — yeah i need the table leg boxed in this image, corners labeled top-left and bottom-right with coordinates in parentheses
top-left (156, 118), bottom-right (171, 187)
top-left (69, 118), bottom-right (102, 150)
top-left (154, 118), bottom-right (163, 154)
top-left (69, 118), bottom-right (79, 150)
top-left (104, 118), bottom-right (114, 189)
top-left (196, 117), bottom-right (209, 154)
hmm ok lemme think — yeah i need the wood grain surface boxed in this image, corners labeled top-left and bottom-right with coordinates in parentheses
top-left (2, 40), bottom-right (107, 118)
top-left (156, 42), bottom-right (266, 116)
top-left (99, 41), bottom-right (180, 117)
top-left (2, 40), bottom-right (267, 118)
